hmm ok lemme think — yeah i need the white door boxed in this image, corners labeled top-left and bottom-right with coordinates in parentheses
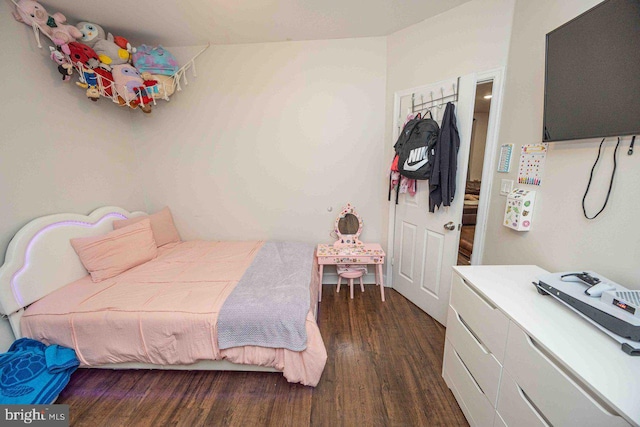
top-left (391, 74), bottom-right (476, 326)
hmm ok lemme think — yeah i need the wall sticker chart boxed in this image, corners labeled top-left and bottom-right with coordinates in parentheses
top-left (517, 143), bottom-right (547, 186)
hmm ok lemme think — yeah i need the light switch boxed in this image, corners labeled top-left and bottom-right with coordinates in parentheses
top-left (500, 179), bottom-right (514, 196)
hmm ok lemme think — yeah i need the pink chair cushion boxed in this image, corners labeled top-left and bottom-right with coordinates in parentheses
top-left (112, 207), bottom-right (181, 247)
top-left (338, 270), bottom-right (365, 279)
top-left (71, 218), bottom-right (158, 282)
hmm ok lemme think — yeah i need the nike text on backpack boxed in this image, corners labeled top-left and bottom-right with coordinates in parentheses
top-left (396, 115), bottom-right (440, 180)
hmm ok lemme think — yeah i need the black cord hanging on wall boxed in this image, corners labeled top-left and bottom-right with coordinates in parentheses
top-left (581, 137), bottom-right (621, 220)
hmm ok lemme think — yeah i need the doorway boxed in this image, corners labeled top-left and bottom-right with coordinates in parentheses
top-left (457, 81), bottom-right (493, 265)
top-left (386, 68), bottom-right (505, 326)
top-left (389, 74), bottom-right (477, 325)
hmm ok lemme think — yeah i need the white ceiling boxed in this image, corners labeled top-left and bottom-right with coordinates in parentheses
top-left (43, 0), bottom-right (472, 46)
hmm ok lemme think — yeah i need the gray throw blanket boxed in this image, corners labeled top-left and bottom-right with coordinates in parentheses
top-left (217, 241), bottom-right (316, 352)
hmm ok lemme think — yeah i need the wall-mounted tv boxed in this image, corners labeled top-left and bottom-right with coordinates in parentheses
top-left (543, 0), bottom-right (640, 142)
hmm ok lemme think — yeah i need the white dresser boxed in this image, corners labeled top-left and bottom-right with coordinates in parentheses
top-left (442, 265), bottom-right (639, 427)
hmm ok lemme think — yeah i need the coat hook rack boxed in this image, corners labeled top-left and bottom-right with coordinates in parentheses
top-left (410, 78), bottom-right (459, 114)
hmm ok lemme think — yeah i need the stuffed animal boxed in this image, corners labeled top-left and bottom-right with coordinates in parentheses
top-left (112, 64), bottom-right (156, 113)
top-left (13, 0), bottom-right (81, 45)
top-left (67, 42), bottom-right (100, 69)
top-left (67, 42), bottom-right (101, 101)
top-left (94, 34), bottom-right (132, 68)
top-left (75, 21), bottom-right (104, 48)
top-left (49, 45), bottom-right (73, 82)
top-left (132, 45), bottom-right (179, 76)
top-left (112, 35), bottom-right (136, 55)
top-left (75, 22), bottom-right (133, 69)
top-left (141, 72), bottom-right (175, 99)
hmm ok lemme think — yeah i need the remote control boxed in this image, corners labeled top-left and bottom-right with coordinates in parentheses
top-left (560, 272), bottom-right (601, 287)
top-left (584, 282), bottom-right (616, 298)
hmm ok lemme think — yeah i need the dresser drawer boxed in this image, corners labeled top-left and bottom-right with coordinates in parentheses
top-left (317, 256), bottom-right (383, 264)
top-left (443, 340), bottom-right (495, 427)
top-left (450, 273), bottom-right (509, 362)
top-left (446, 306), bottom-right (502, 406)
top-left (496, 369), bottom-right (549, 427)
top-left (493, 413), bottom-right (508, 427)
top-left (504, 323), bottom-right (631, 427)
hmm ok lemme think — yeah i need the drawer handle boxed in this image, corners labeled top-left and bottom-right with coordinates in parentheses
top-left (524, 334), bottom-right (621, 417)
top-left (453, 347), bottom-right (485, 395)
top-left (517, 385), bottom-right (552, 427)
top-left (457, 313), bottom-right (490, 355)
top-left (461, 278), bottom-right (498, 310)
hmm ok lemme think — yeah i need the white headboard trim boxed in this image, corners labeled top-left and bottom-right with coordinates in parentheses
top-left (10, 212), bottom-right (128, 308)
top-left (0, 206), bottom-right (146, 317)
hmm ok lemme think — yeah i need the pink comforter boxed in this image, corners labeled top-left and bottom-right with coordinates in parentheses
top-left (21, 241), bottom-right (326, 386)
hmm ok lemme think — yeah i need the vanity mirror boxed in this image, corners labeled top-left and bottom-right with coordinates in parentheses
top-left (334, 203), bottom-right (363, 247)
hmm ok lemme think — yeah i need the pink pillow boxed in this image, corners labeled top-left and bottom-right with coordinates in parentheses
top-left (112, 207), bottom-right (181, 247)
top-left (71, 219), bottom-right (158, 282)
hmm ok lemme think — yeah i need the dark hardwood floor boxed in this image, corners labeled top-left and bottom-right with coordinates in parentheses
top-left (58, 286), bottom-right (467, 426)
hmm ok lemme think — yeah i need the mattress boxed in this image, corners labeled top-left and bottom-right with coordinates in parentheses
top-left (21, 240), bottom-right (326, 386)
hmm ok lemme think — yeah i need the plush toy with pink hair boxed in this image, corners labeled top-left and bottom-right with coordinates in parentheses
top-left (49, 44), bottom-right (73, 82)
top-left (13, 0), bottom-right (82, 45)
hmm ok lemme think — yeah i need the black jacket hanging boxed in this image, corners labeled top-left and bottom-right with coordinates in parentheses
top-left (429, 102), bottom-right (460, 212)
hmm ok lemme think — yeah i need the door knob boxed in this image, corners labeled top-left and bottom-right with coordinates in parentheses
top-left (443, 221), bottom-right (456, 231)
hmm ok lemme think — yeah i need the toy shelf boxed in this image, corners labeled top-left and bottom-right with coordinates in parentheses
top-left (68, 44), bottom-right (210, 110)
top-left (11, 0), bottom-right (209, 112)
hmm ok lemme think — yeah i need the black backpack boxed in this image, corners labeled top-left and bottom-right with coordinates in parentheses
top-left (395, 113), bottom-right (440, 180)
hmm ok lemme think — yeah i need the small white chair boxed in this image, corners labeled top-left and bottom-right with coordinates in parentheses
top-left (336, 265), bottom-right (367, 299)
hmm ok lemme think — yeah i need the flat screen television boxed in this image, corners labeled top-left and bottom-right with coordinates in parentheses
top-left (543, 0), bottom-right (640, 142)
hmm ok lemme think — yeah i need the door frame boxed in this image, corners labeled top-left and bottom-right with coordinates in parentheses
top-left (385, 67), bottom-right (505, 286)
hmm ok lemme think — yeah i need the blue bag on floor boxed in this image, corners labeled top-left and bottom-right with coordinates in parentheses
top-left (0, 338), bottom-right (79, 404)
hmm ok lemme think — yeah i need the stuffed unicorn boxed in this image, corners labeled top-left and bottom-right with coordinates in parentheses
top-left (13, 0), bottom-right (82, 45)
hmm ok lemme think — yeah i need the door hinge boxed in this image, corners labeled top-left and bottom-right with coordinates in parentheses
top-left (458, 224), bottom-right (462, 231)
top-left (391, 257), bottom-right (395, 266)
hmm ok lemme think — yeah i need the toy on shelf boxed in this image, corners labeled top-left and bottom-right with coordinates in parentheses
top-left (74, 21), bottom-right (102, 48)
top-left (112, 36), bottom-right (136, 56)
top-left (11, 0), bottom-right (209, 113)
top-left (141, 72), bottom-right (175, 100)
top-left (49, 45), bottom-right (73, 82)
top-left (75, 22), bottom-right (133, 69)
top-left (95, 33), bottom-right (133, 68)
top-left (111, 64), bottom-right (156, 113)
top-left (133, 45), bottom-right (179, 76)
top-left (68, 42), bottom-right (101, 101)
top-left (67, 41), bottom-right (100, 69)
top-left (13, 0), bottom-right (81, 45)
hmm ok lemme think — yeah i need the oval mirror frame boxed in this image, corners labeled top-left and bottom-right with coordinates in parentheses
top-left (334, 203), bottom-right (363, 246)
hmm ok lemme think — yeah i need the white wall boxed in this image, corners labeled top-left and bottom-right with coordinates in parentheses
top-left (132, 38), bottom-right (387, 246)
top-left (0, 11), bottom-right (146, 265)
top-left (383, 0), bottom-right (516, 248)
top-left (482, 0), bottom-right (640, 289)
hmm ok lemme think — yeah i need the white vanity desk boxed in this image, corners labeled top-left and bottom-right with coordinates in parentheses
top-left (443, 265), bottom-right (639, 427)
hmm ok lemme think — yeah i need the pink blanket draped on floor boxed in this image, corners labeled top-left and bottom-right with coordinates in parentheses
top-left (21, 240), bottom-right (326, 386)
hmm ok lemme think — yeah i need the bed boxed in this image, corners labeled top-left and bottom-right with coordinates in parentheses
top-left (0, 207), bottom-right (326, 386)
